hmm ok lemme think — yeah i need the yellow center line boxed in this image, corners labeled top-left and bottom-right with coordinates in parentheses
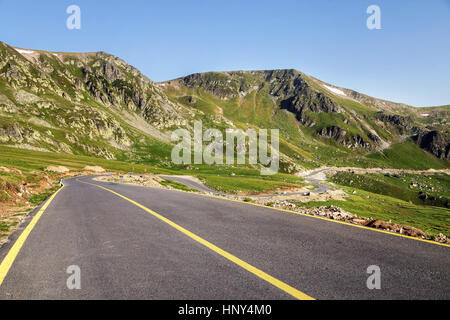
top-left (80, 179), bottom-right (315, 300)
top-left (0, 184), bottom-right (65, 288)
top-left (136, 178), bottom-right (450, 248)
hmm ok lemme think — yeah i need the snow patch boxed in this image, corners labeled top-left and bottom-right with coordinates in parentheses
top-left (323, 84), bottom-right (346, 96)
top-left (420, 113), bottom-right (430, 117)
top-left (15, 49), bottom-right (36, 55)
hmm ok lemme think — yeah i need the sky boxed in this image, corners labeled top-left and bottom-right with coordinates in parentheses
top-left (0, 0), bottom-right (449, 107)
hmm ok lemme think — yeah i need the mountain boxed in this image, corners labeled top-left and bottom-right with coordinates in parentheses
top-left (160, 70), bottom-right (449, 168)
top-left (0, 42), bottom-right (186, 165)
top-left (0, 41), bottom-right (448, 172)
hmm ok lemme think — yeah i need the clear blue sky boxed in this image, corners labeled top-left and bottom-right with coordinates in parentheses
top-left (0, 0), bottom-right (449, 107)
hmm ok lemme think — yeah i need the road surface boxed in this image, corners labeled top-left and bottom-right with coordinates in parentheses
top-left (0, 176), bottom-right (448, 299)
top-left (159, 175), bottom-right (224, 195)
top-left (160, 175), bottom-right (324, 197)
top-left (301, 169), bottom-right (331, 194)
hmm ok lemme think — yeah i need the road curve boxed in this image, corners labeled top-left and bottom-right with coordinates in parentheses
top-left (301, 169), bottom-right (331, 194)
top-left (159, 175), bottom-right (224, 195)
top-left (159, 175), bottom-right (322, 197)
top-left (0, 176), bottom-right (448, 299)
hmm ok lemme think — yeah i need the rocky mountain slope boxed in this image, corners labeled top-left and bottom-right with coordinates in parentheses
top-left (161, 70), bottom-right (449, 166)
top-left (0, 41), bottom-right (448, 171)
top-left (0, 42), bottom-right (187, 164)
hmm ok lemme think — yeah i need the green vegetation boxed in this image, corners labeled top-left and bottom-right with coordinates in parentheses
top-left (0, 190), bottom-right (10, 201)
top-left (330, 172), bottom-right (450, 208)
top-left (0, 145), bottom-right (173, 176)
top-left (196, 169), bottom-right (306, 194)
top-left (29, 186), bottom-right (59, 205)
top-left (0, 222), bottom-right (9, 232)
top-left (112, 79), bottom-right (134, 98)
top-left (366, 140), bottom-right (449, 169)
top-left (167, 74), bottom-right (450, 172)
top-left (166, 80), bottom-right (322, 169)
top-left (0, 170), bottom-right (22, 202)
top-left (296, 186), bottom-right (450, 237)
top-left (158, 179), bottom-right (196, 192)
top-left (0, 144), bottom-right (313, 198)
top-left (305, 171), bottom-right (450, 237)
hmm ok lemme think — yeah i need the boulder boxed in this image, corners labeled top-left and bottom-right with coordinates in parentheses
top-left (434, 233), bottom-right (448, 243)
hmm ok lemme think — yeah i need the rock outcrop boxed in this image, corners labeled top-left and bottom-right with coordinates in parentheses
top-left (413, 130), bottom-right (450, 159)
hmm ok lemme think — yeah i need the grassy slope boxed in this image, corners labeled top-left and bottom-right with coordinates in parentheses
top-left (165, 84), bottom-right (321, 169)
top-left (0, 145), bottom-right (172, 177)
top-left (366, 140), bottom-right (449, 169)
top-left (0, 45), bottom-right (179, 167)
top-left (167, 83), bottom-right (450, 173)
top-left (330, 171), bottom-right (450, 207)
top-left (297, 185), bottom-right (450, 237)
top-left (0, 146), bottom-right (308, 194)
top-left (165, 75), bottom-right (449, 171)
top-left (159, 178), bottom-right (197, 192)
top-left (198, 172), bottom-right (306, 194)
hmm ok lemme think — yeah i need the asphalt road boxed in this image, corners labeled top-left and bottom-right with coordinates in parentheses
top-left (0, 176), bottom-right (448, 300)
top-left (159, 175), bottom-right (224, 195)
top-left (159, 175), bottom-right (321, 197)
top-left (302, 169), bottom-right (331, 194)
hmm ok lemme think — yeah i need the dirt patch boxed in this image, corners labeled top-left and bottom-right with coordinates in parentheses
top-left (1, 173), bottom-right (52, 247)
top-left (0, 169), bottom-right (80, 248)
top-left (45, 166), bottom-right (70, 173)
top-left (0, 166), bottom-right (22, 175)
top-left (83, 166), bottom-right (106, 173)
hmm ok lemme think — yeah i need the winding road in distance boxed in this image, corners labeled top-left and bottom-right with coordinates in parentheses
top-left (0, 175), bottom-right (448, 300)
